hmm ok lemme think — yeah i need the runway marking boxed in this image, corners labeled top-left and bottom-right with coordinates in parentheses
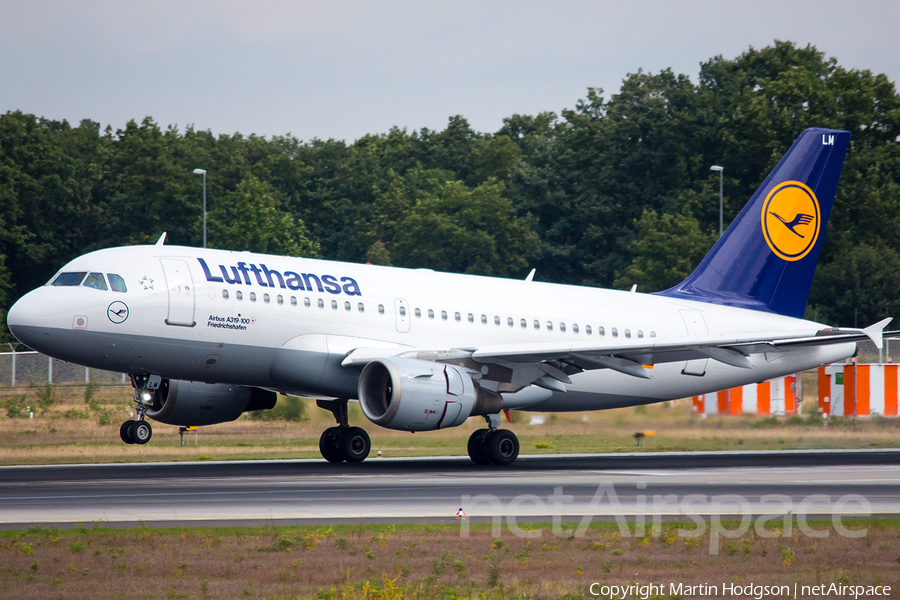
top-left (0, 486), bottom-right (445, 502)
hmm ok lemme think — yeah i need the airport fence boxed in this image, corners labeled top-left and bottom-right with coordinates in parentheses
top-left (0, 339), bottom-right (896, 389)
top-left (0, 345), bottom-right (127, 388)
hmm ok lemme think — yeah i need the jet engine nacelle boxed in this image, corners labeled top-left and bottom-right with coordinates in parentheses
top-left (145, 379), bottom-right (277, 426)
top-left (358, 358), bottom-right (501, 431)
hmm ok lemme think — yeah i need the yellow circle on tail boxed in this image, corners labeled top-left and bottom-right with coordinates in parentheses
top-left (760, 181), bottom-right (820, 261)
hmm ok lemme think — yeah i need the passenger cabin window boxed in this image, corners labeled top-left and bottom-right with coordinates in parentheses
top-left (467, 313), bottom-right (474, 323)
top-left (304, 297), bottom-right (311, 308)
top-left (414, 308), bottom-right (421, 318)
top-left (507, 317), bottom-right (513, 327)
top-left (455, 312), bottom-right (461, 322)
top-left (481, 314), bottom-right (487, 325)
top-left (291, 296), bottom-right (297, 306)
top-left (52, 272), bottom-right (87, 286)
top-left (573, 324), bottom-right (579, 333)
top-left (428, 309), bottom-right (434, 319)
top-left (378, 304), bottom-right (385, 314)
top-left (546, 321), bottom-right (553, 331)
top-left (494, 316), bottom-right (501, 326)
top-left (318, 299), bottom-right (325, 309)
top-left (399, 306), bottom-right (406, 316)
top-left (250, 292), bottom-right (257, 302)
top-left (533, 320), bottom-right (540, 329)
top-left (586, 325), bottom-right (592, 335)
top-left (108, 274), bottom-right (127, 293)
top-left (637, 330), bottom-right (643, 338)
top-left (598, 326), bottom-right (605, 336)
top-left (236, 291), bottom-right (243, 301)
top-left (331, 300), bottom-right (338, 310)
top-left (263, 293), bottom-right (270, 304)
top-left (358, 303), bottom-right (364, 312)
top-left (650, 331), bottom-right (657, 338)
top-left (560, 322), bottom-right (566, 332)
top-left (83, 272), bottom-right (108, 291)
top-left (222, 289), bottom-right (229, 300)
top-left (521, 318), bottom-right (527, 328)
top-left (441, 310), bottom-right (448, 321)
top-left (277, 295), bottom-right (284, 305)
top-left (624, 329), bottom-right (631, 338)
top-left (611, 327), bottom-right (618, 338)
top-left (345, 301), bottom-right (351, 311)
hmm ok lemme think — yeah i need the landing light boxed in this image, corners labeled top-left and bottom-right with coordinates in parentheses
top-left (142, 392), bottom-right (152, 402)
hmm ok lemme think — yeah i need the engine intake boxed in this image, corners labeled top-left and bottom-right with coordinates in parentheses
top-left (358, 358), bottom-right (501, 431)
top-left (145, 379), bottom-right (277, 426)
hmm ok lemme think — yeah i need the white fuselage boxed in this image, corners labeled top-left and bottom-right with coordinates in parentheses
top-left (10, 245), bottom-right (855, 412)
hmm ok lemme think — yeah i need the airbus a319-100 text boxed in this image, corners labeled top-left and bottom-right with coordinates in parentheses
top-left (6, 128), bottom-right (889, 465)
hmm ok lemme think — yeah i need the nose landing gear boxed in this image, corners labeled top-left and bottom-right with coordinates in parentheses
top-left (121, 374), bottom-right (156, 445)
top-left (317, 400), bottom-right (372, 463)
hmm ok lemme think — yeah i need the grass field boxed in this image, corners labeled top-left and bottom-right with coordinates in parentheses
top-left (1, 520), bottom-right (897, 599)
top-left (0, 383), bottom-right (898, 466)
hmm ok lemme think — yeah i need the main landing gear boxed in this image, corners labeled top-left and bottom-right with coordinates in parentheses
top-left (317, 399), bottom-right (371, 463)
top-left (467, 414), bottom-right (519, 466)
top-left (121, 374), bottom-right (155, 445)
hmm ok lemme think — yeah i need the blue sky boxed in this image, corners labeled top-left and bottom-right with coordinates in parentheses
top-left (1, 0), bottom-right (897, 142)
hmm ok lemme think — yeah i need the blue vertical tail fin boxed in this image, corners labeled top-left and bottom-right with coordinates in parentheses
top-left (656, 128), bottom-right (850, 318)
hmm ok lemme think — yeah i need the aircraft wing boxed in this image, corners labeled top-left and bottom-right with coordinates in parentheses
top-left (342, 319), bottom-right (890, 387)
top-left (469, 318), bottom-right (889, 381)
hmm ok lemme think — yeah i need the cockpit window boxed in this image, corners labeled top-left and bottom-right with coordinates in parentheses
top-left (51, 272), bottom-right (87, 286)
top-left (108, 274), bottom-right (127, 293)
top-left (83, 272), bottom-right (108, 291)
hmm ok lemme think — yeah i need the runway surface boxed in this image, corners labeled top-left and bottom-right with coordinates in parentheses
top-left (0, 449), bottom-right (898, 529)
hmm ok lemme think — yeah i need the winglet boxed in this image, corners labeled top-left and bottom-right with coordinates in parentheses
top-left (863, 318), bottom-right (892, 350)
top-left (155, 232), bottom-right (167, 246)
top-left (524, 269), bottom-right (536, 283)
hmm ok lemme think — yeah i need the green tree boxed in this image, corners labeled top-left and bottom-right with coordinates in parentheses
top-left (207, 174), bottom-right (319, 257)
top-left (614, 210), bottom-right (716, 292)
top-left (809, 243), bottom-right (900, 327)
top-left (0, 112), bottom-right (104, 294)
top-left (392, 179), bottom-right (538, 277)
top-left (1, 41), bottom-right (899, 331)
top-left (0, 254), bottom-right (13, 341)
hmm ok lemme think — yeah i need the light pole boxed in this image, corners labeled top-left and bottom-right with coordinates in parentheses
top-left (193, 169), bottom-right (207, 248)
top-left (710, 165), bottom-right (723, 238)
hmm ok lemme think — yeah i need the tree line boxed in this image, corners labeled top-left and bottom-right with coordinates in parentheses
top-left (1, 41), bottom-right (899, 340)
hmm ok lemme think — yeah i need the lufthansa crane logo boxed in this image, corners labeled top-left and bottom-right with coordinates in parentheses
top-left (107, 301), bottom-right (129, 324)
top-left (761, 180), bottom-right (820, 261)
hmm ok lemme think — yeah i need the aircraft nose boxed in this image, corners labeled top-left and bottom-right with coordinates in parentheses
top-left (7, 290), bottom-right (55, 341)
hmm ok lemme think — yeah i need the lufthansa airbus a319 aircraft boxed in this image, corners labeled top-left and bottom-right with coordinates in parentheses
top-left (6, 128), bottom-right (889, 465)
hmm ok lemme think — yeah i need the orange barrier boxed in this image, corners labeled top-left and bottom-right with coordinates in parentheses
top-left (693, 376), bottom-right (797, 415)
top-left (694, 364), bottom-right (900, 417)
top-left (817, 363), bottom-right (899, 416)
